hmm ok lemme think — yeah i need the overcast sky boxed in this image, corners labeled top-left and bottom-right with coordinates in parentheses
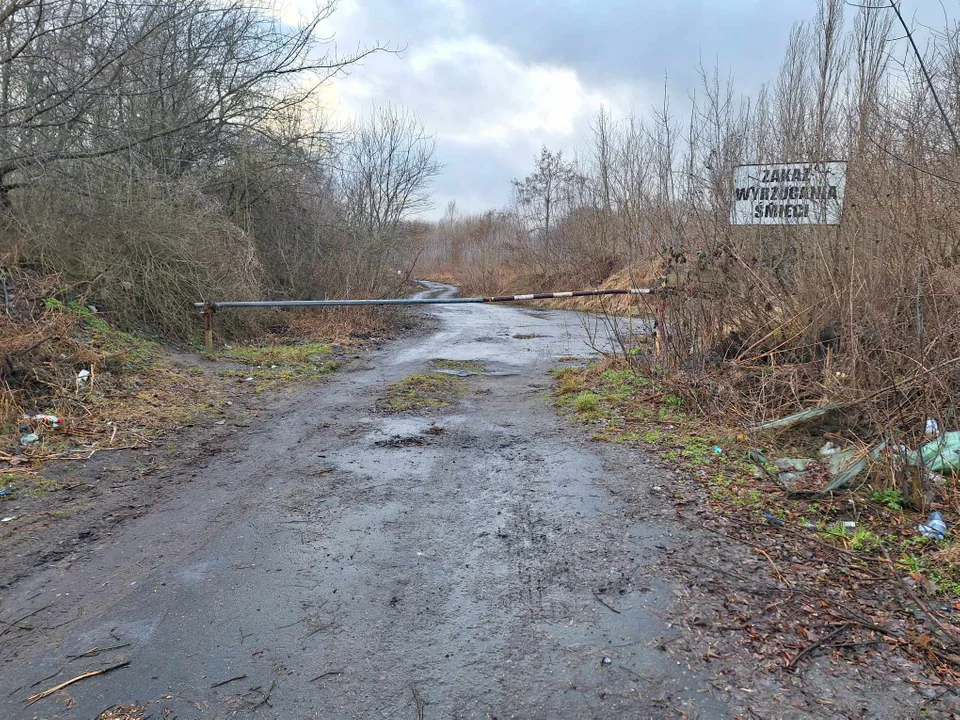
top-left (304, 0), bottom-right (936, 218)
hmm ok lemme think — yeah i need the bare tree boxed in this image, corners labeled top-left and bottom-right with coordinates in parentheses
top-left (512, 145), bottom-right (584, 274)
top-left (0, 0), bottom-right (445, 337)
top-left (338, 104), bottom-right (442, 292)
top-left (0, 0), bottom-right (386, 196)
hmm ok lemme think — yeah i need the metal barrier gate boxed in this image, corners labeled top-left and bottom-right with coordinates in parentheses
top-left (194, 287), bottom-right (656, 352)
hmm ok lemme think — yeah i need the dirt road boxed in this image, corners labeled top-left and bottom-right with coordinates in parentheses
top-left (0, 283), bottom-right (939, 719)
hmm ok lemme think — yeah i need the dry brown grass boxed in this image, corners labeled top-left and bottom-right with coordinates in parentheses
top-left (0, 263), bottom-right (407, 467)
top-left (0, 265), bottom-right (219, 462)
top-left (270, 306), bottom-right (400, 345)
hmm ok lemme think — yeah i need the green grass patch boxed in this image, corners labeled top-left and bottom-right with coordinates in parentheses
top-left (62, 300), bottom-right (162, 371)
top-left (572, 391), bottom-right (600, 413)
top-left (0, 473), bottom-right (72, 497)
top-left (660, 394), bottom-right (683, 410)
top-left (429, 358), bottom-right (485, 373)
top-left (381, 372), bottom-right (467, 412)
top-left (217, 343), bottom-right (333, 366)
top-left (216, 343), bottom-right (337, 392)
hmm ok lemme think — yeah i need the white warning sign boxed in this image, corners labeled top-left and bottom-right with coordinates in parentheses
top-left (730, 161), bottom-right (846, 225)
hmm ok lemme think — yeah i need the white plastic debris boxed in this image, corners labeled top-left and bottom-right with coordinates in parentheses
top-left (77, 369), bottom-right (91, 382)
top-left (25, 413), bottom-right (61, 428)
top-left (244, 377), bottom-right (254, 382)
top-left (19, 433), bottom-right (39, 445)
top-left (1, 517), bottom-right (14, 523)
top-left (926, 418), bottom-right (941, 437)
top-left (918, 511), bottom-right (947, 541)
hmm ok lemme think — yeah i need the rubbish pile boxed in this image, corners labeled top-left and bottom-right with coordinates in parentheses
top-left (751, 408), bottom-right (959, 541)
top-left (752, 408), bottom-right (960, 496)
top-left (18, 412), bottom-right (63, 446)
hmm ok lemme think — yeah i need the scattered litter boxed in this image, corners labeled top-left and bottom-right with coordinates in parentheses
top-left (819, 441), bottom-right (839, 456)
top-left (244, 377), bottom-right (254, 382)
top-left (926, 418), bottom-right (941, 437)
top-left (763, 512), bottom-right (784, 527)
top-left (917, 511), bottom-right (947, 541)
top-left (19, 433), bottom-right (39, 445)
top-left (820, 443), bottom-right (885, 493)
top-left (270, 364), bottom-right (278, 369)
top-left (907, 432), bottom-right (960, 474)
top-left (77, 369), bottom-right (90, 382)
top-left (0, 486), bottom-right (15, 497)
top-left (835, 521), bottom-right (857, 531)
top-left (749, 404), bottom-right (846, 433)
top-left (754, 443), bottom-right (885, 497)
top-left (713, 445), bottom-right (723, 454)
top-left (601, 656), bottom-right (613, 665)
top-left (25, 413), bottom-right (61, 428)
top-left (2, 516), bottom-right (14, 522)
top-left (215, 420), bottom-right (226, 426)
top-left (225, 401), bottom-right (233, 406)
top-left (775, 457), bottom-right (816, 472)
top-left (772, 457), bottom-right (817, 489)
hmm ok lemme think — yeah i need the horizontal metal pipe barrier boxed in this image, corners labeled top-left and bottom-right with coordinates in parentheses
top-left (195, 287), bottom-right (659, 352)
top-left (193, 288), bottom-right (654, 310)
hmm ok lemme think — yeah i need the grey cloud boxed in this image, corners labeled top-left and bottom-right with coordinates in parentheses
top-left (324, 1), bottom-right (938, 216)
top-left (336, 1), bottom-right (820, 98)
top-left (463, 1), bottom-right (819, 92)
top-left (429, 139), bottom-right (528, 213)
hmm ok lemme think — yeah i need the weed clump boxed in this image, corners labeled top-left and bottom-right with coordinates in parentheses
top-left (429, 359), bottom-right (485, 373)
top-left (381, 373), bottom-right (467, 413)
top-left (572, 391), bottom-right (600, 413)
